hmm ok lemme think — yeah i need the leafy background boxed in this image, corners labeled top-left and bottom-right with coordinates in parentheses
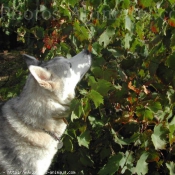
top-left (1, 0), bottom-right (175, 174)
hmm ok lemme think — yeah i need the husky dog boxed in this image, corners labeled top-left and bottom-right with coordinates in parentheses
top-left (0, 50), bottom-right (91, 175)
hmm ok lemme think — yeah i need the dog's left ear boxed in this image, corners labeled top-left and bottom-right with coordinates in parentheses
top-left (29, 65), bottom-right (54, 91)
top-left (23, 54), bottom-right (39, 66)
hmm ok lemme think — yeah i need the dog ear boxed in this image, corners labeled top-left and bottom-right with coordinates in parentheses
top-left (23, 54), bottom-right (39, 66)
top-left (29, 65), bottom-right (53, 91)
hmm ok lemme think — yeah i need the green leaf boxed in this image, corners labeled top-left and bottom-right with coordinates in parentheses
top-left (64, 129), bottom-right (76, 140)
top-left (149, 61), bottom-right (159, 76)
top-left (91, 67), bottom-right (114, 80)
top-left (92, 42), bottom-right (103, 55)
top-left (124, 33), bottom-right (132, 49)
top-left (147, 101), bottom-right (162, 113)
top-left (151, 124), bottom-right (168, 150)
top-left (88, 76), bottom-right (112, 96)
top-left (136, 21), bottom-right (144, 39)
top-left (98, 3), bottom-right (110, 13)
top-left (60, 42), bottom-right (70, 53)
top-left (70, 99), bottom-right (83, 120)
top-left (88, 76), bottom-right (96, 87)
top-left (166, 162), bottom-right (175, 175)
top-left (71, 111), bottom-right (79, 121)
top-left (40, 4), bottom-right (47, 12)
top-left (88, 89), bottom-right (104, 108)
top-left (170, 32), bottom-right (175, 51)
top-left (96, 79), bottom-right (112, 96)
top-left (107, 48), bottom-right (123, 58)
top-left (134, 152), bottom-right (148, 175)
top-left (91, 67), bottom-right (102, 78)
top-left (98, 153), bottom-right (123, 175)
top-left (100, 147), bottom-right (111, 160)
top-left (98, 27), bottom-right (115, 47)
top-left (166, 52), bottom-right (175, 69)
top-left (139, 0), bottom-right (153, 7)
top-left (130, 38), bottom-right (144, 52)
top-left (40, 9), bottom-right (51, 20)
top-left (112, 128), bottom-right (140, 147)
top-left (77, 130), bottom-right (91, 148)
top-left (81, 97), bottom-right (91, 118)
top-left (63, 136), bottom-right (73, 151)
top-left (121, 151), bottom-right (134, 174)
top-left (122, 0), bottom-right (130, 9)
top-left (74, 21), bottom-right (89, 41)
top-left (80, 150), bottom-right (94, 167)
top-left (169, 124), bottom-right (175, 145)
top-left (65, 0), bottom-right (78, 7)
top-left (169, 0), bottom-right (175, 5)
top-left (88, 115), bottom-right (104, 128)
top-left (79, 8), bottom-right (87, 23)
top-left (35, 27), bottom-right (44, 39)
top-left (144, 109), bottom-right (154, 120)
top-left (125, 15), bottom-right (132, 32)
top-left (60, 5), bottom-right (71, 18)
top-left (136, 106), bottom-right (154, 120)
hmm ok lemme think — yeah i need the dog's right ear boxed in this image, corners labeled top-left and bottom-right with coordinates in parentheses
top-left (23, 54), bottom-right (39, 66)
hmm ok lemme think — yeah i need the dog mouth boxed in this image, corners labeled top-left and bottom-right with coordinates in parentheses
top-left (69, 49), bottom-right (92, 79)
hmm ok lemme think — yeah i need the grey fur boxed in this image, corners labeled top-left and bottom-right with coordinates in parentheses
top-left (0, 50), bottom-right (91, 175)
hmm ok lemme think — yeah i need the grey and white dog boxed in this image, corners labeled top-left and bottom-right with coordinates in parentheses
top-left (0, 50), bottom-right (91, 175)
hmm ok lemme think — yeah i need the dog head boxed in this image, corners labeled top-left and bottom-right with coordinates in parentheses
top-left (23, 50), bottom-right (91, 104)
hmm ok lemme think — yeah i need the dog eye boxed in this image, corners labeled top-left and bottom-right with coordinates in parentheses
top-left (69, 62), bottom-right (72, 68)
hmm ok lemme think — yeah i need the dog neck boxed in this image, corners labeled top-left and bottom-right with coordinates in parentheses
top-left (42, 117), bottom-right (68, 141)
top-left (42, 129), bottom-right (61, 141)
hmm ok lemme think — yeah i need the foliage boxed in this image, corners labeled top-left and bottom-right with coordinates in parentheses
top-left (1, 0), bottom-right (175, 174)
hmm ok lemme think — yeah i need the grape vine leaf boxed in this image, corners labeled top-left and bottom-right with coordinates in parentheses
top-left (166, 162), bottom-right (175, 175)
top-left (40, 4), bottom-right (47, 12)
top-left (88, 115), bottom-right (104, 128)
top-left (139, 0), bottom-right (153, 7)
top-left (74, 21), bottom-right (89, 41)
top-left (77, 130), bottom-right (91, 148)
top-left (70, 99), bottom-right (83, 120)
top-left (88, 89), bottom-right (104, 108)
top-left (98, 153), bottom-right (123, 175)
top-left (136, 106), bottom-right (154, 120)
top-left (124, 33), bottom-right (132, 49)
top-left (63, 136), bottom-right (73, 151)
top-left (98, 27), bottom-right (115, 47)
top-left (151, 124), bottom-right (168, 150)
top-left (166, 52), bottom-right (175, 69)
top-left (147, 101), bottom-right (162, 113)
top-left (80, 150), bottom-right (94, 167)
top-left (88, 76), bottom-right (112, 96)
top-left (125, 15), bottom-right (132, 32)
top-left (134, 152), bottom-right (148, 175)
top-left (65, 0), bottom-right (78, 7)
top-left (122, 0), bottom-right (130, 8)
